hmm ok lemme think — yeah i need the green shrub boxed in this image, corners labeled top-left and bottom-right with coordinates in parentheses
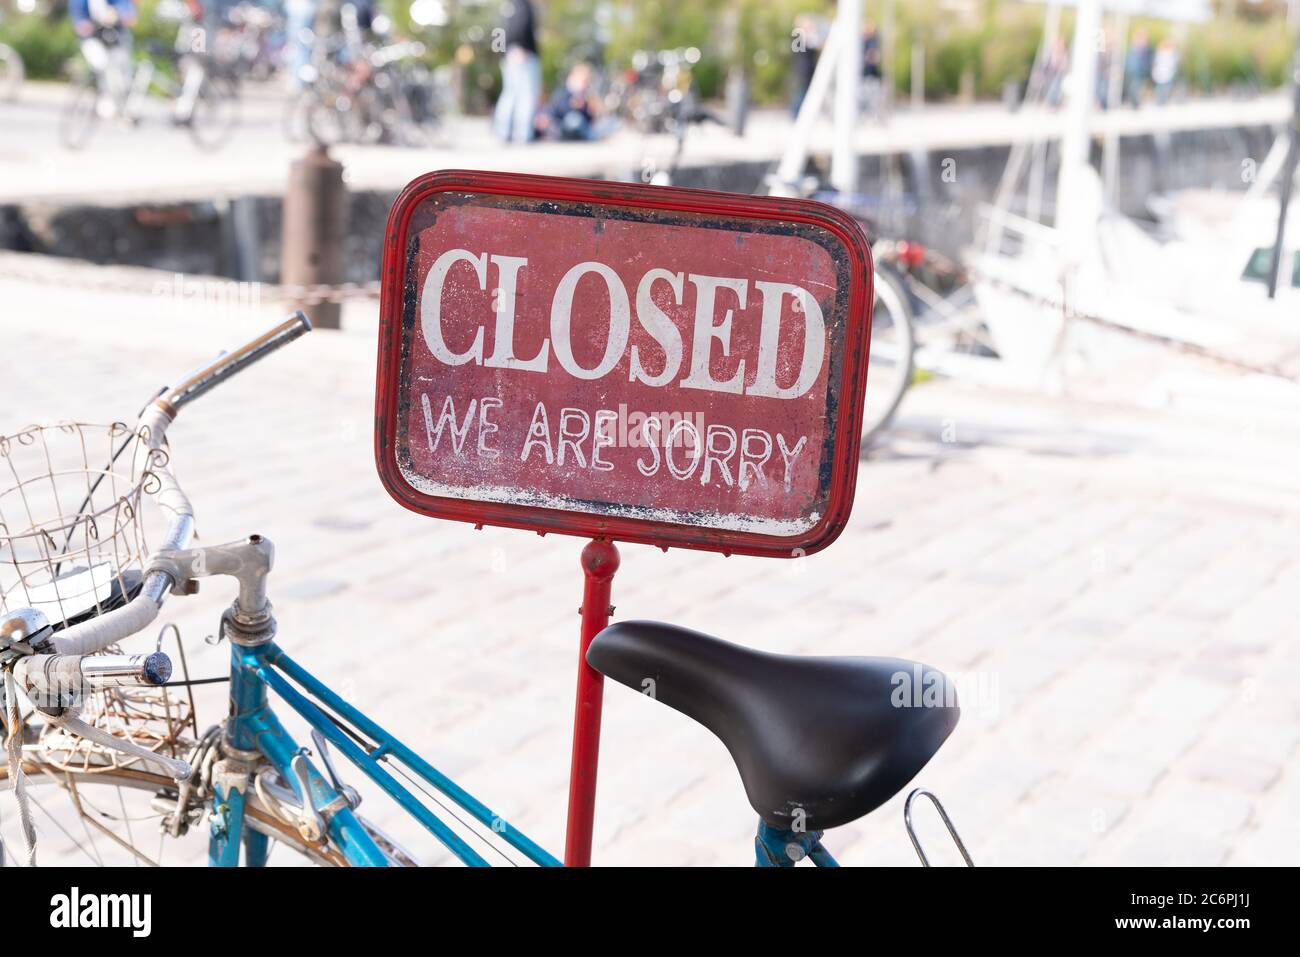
top-left (976, 18), bottom-right (1041, 98)
top-left (0, 14), bottom-right (80, 79)
top-left (134, 0), bottom-right (184, 81)
top-left (1183, 19), bottom-right (1295, 91)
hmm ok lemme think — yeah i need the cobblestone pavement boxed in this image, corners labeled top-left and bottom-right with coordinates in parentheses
top-left (2, 261), bottom-right (1297, 866)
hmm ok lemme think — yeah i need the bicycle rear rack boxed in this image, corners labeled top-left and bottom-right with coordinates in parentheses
top-left (904, 787), bottom-right (975, 866)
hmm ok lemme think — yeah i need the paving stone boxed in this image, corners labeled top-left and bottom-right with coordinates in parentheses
top-left (1107, 827), bottom-right (1230, 867)
top-left (1202, 716), bottom-right (1300, 767)
top-left (1133, 674), bottom-right (1234, 725)
top-left (1183, 747), bottom-right (1283, 795)
top-left (1119, 614), bottom-right (1211, 662)
top-left (987, 794), bottom-right (1127, 865)
top-left (1071, 751), bottom-right (1171, 801)
top-left (1089, 716), bottom-right (1204, 776)
top-left (1227, 823), bottom-right (1300, 866)
top-left (1173, 782), bottom-right (1255, 836)
top-left (274, 577), bottom-right (350, 601)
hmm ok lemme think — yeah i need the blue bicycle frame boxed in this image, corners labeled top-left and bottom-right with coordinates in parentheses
top-left (208, 640), bottom-right (562, 867)
top-left (207, 638), bottom-right (843, 867)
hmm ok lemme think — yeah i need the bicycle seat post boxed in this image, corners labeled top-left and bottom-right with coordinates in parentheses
top-left (563, 538), bottom-right (620, 867)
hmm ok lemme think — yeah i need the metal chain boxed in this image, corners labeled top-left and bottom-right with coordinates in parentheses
top-left (1069, 308), bottom-right (1298, 381)
top-left (974, 273), bottom-right (1300, 382)
top-left (265, 282), bottom-right (382, 305)
top-left (0, 259), bottom-right (380, 305)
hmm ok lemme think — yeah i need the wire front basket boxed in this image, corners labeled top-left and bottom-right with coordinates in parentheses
top-left (0, 421), bottom-right (165, 629)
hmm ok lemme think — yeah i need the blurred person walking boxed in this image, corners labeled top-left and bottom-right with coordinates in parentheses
top-left (493, 0), bottom-right (541, 143)
top-left (1095, 29), bottom-right (1112, 109)
top-left (861, 19), bottom-right (883, 119)
top-left (1151, 37), bottom-right (1179, 105)
top-left (1124, 28), bottom-right (1152, 106)
top-left (70, 0), bottom-right (137, 119)
top-left (170, 0), bottom-right (210, 126)
top-left (284, 0), bottom-right (318, 87)
top-left (1040, 37), bottom-right (1068, 108)
top-left (790, 10), bottom-right (828, 118)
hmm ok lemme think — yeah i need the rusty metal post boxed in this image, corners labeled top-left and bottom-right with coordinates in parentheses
top-left (282, 144), bottom-right (345, 330)
top-left (563, 538), bottom-right (620, 866)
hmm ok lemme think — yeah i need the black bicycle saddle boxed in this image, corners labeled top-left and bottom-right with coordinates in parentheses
top-left (587, 620), bottom-right (960, 831)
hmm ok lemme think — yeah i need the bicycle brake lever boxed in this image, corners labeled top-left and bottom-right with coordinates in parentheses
top-left (49, 711), bottom-right (191, 780)
top-left (311, 729), bottom-right (361, 810)
top-left (289, 749), bottom-right (326, 842)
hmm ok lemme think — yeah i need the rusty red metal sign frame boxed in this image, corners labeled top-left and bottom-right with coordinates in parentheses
top-left (374, 170), bottom-right (874, 558)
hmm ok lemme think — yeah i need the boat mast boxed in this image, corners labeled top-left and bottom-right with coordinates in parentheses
top-left (1266, 42), bottom-right (1300, 299)
top-left (1056, 0), bottom-right (1103, 259)
top-left (831, 0), bottom-right (864, 194)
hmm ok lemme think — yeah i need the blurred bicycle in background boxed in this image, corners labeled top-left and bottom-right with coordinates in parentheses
top-left (216, 1), bottom-right (286, 85)
top-left (60, 0), bottom-right (239, 151)
top-left (606, 46), bottom-right (711, 137)
top-left (284, 4), bottom-right (445, 148)
top-left (759, 182), bottom-right (986, 446)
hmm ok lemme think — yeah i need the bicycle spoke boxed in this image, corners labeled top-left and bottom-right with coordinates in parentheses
top-left (117, 786), bottom-right (138, 867)
top-left (29, 791), bottom-right (101, 866)
top-left (66, 775), bottom-right (158, 867)
top-left (77, 806), bottom-right (105, 866)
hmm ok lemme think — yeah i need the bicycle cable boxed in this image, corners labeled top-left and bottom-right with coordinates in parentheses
top-left (51, 387), bottom-right (168, 577)
top-left (159, 676), bottom-right (229, 688)
top-left (311, 701), bottom-right (521, 867)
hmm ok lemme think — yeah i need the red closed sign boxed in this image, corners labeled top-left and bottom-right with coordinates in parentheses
top-left (375, 171), bottom-right (874, 557)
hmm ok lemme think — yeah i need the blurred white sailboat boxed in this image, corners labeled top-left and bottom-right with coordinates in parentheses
top-left (966, 0), bottom-right (1300, 417)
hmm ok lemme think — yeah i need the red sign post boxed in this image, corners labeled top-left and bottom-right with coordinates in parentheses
top-left (375, 171), bottom-right (874, 864)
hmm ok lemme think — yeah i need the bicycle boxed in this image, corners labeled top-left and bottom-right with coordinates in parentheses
top-left (755, 179), bottom-right (916, 445)
top-left (857, 256), bottom-right (916, 446)
top-left (0, 314), bottom-right (969, 867)
top-left (284, 34), bottom-right (439, 148)
top-left (59, 28), bottom-right (239, 152)
top-left (607, 47), bottom-right (706, 137)
top-left (217, 1), bottom-right (286, 84)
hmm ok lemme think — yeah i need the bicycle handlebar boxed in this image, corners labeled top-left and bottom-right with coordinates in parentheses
top-left (13, 652), bottom-right (172, 709)
top-left (156, 311), bottom-right (312, 418)
top-left (48, 313), bottom-right (312, 657)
